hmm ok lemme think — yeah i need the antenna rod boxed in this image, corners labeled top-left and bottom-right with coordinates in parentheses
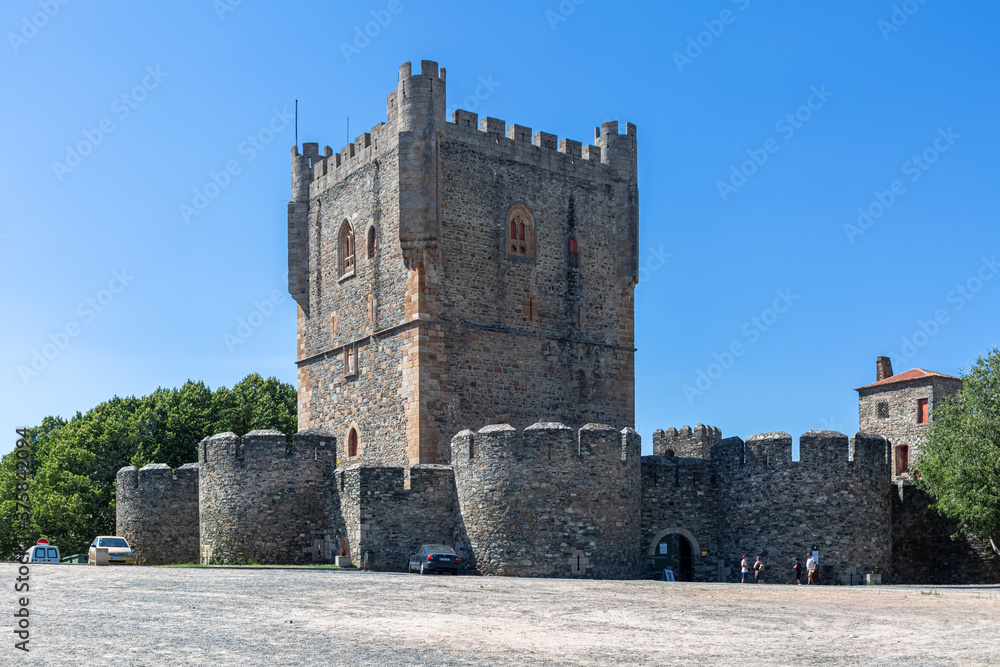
top-left (295, 100), bottom-right (298, 147)
top-left (347, 116), bottom-right (350, 145)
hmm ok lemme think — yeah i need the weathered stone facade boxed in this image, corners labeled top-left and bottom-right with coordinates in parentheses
top-left (451, 423), bottom-right (642, 578)
top-left (856, 357), bottom-right (962, 479)
top-left (115, 463), bottom-right (199, 565)
top-left (197, 430), bottom-right (335, 565)
top-left (289, 60), bottom-right (638, 468)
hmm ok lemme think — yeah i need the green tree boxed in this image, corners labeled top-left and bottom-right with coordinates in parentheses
top-left (916, 347), bottom-right (1000, 556)
top-left (212, 373), bottom-right (297, 437)
top-left (0, 374), bottom-right (296, 559)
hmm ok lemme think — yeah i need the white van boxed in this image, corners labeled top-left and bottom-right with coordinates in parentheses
top-left (22, 544), bottom-right (60, 564)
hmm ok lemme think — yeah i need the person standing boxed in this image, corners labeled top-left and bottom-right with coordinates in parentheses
top-left (740, 555), bottom-right (750, 583)
top-left (806, 552), bottom-right (817, 585)
top-left (753, 556), bottom-right (765, 583)
top-left (793, 558), bottom-right (803, 585)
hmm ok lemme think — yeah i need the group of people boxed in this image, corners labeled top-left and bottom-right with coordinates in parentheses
top-left (739, 552), bottom-right (818, 585)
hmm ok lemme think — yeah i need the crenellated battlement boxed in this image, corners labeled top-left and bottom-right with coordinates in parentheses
top-left (293, 59), bottom-right (637, 199)
top-left (451, 421), bottom-right (640, 466)
top-left (199, 429), bottom-right (335, 469)
top-left (653, 424), bottom-right (722, 458)
top-left (445, 110), bottom-right (636, 180)
top-left (706, 430), bottom-right (889, 477)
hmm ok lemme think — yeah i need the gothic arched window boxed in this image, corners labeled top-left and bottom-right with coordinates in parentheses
top-left (339, 221), bottom-right (354, 277)
top-left (507, 204), bottom-right (534, 259)
top-left (348, 428), bottom-right (358, 458)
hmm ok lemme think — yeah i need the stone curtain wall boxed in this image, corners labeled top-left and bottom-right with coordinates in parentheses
top-left (712, 431), bottom-right (891, 585)
top-left (331, 464), bottom-right (460, 571)
top-left (115, 463), bottom-right (199, 565)
top-left (640, 456), bottom-right (721, 581)
top-left (652, 425), bottom-right (722, 458)
top-left (451, 422), bottom-right (641, 579)
top-left (892, 482), bottom-right (1000, 584)
top-left (198, 430), bottom-right (335, 565)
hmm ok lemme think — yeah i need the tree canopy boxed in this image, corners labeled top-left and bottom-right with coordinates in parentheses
top-left (0, 374), bottom-right (296, 559)
top-left (916, 348), bottom-right (1000, 555)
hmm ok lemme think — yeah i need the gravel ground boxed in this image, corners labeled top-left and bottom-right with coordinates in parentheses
top-left (2, 564), bottom-right (998, 665)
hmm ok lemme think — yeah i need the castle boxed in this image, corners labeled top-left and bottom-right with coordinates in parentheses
top-left (116, 61), bottom-right (997, 584)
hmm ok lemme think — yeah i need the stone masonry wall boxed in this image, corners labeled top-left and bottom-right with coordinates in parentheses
top-left (115, 463), bottom-right (199, 565)
top-left (640, 456), bottom-right (721, 581)
top-left (331, 464), bottom-right (460, 571)
top-left (451, 423), bottom-right (641, 578)
top-left (198, 430), bottom-right (335, 565)
top-left (892, 482), bottom-right (1000, 584)
top-left (652, 425), bottom-right (722, 458)
top-left (858, 377), bottom-right (961, 477)
top-left (713, 431), bottom-right (891, 585)
top-left (290, 60), bottom-right (638, 468)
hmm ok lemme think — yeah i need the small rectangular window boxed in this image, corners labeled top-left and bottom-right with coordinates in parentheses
top-left (876, 401), bottom-right (889, 419)
top-left (917, 398), bottom-right (929, 424)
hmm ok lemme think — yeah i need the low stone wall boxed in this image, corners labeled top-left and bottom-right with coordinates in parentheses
top-left (891, 482), bottom-right (1000, 584)
top-left (115, 463), bottom-right (199, 565)
top-left (332, 464), bottom-right (459, 571)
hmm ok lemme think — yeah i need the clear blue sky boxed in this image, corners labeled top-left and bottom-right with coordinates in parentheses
top-left (2, 0), bottom-right (999, 457)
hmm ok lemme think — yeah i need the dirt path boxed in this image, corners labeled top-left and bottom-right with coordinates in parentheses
top-left (3, 564), bottom-right (997, 665)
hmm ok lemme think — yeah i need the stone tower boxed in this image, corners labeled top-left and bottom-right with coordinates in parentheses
top-left (856, 356), bottom-right (962, 479)
top-left (288, 60), bottom-right (639, 467)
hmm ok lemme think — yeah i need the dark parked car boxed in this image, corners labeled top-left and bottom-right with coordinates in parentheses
top-left (408, 544), bottom-right (459, 575)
